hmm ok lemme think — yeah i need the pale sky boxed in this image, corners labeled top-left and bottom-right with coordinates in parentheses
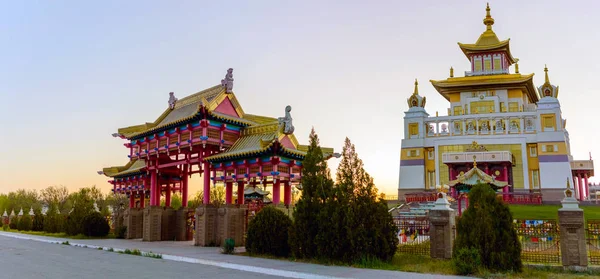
top-left (1, 0), bottom-right (599, 196)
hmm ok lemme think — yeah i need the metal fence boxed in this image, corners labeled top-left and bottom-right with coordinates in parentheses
top-left (513, 219), bottom-right (561, 264)
top-left (587, 219), bottom-right (600, 265)
top-left (395, 216), bottom-right (430, 256)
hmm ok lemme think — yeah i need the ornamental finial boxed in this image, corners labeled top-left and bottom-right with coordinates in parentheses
top-left (544, 64), bottom-right (550, 84)
top-left (565, 177), bottom-right (573, 198)
top-left (483, 3), bottom-right (495, 30)
top-left (221, 68), bottom-right (234, 93)
top-left (413, 79), bottom-right (419, 95)
top-left (473, 155), bottom-right (477, 168)
top-left (450, 67), bottom-right (454, 78)
top-left (168, 92), bottom-right (178, 110)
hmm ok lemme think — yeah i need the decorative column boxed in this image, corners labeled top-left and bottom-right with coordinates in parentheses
top-left (577, 173), bottom-right (584, 201)
top-left (182, 170), bottom-right (189, 207)
top-left (429, 193), bottom-right (455, 259)
top-left (558, 179), bottom-right (588, 269)
top-left (237, 181), bottom-right (245, 205)
top-left (273, 179), bottom-right (281, 205)
top-left (165, 183), bottom-right (171, 207)
top-left (150, 171), bottom-right (158, 206)
top-left (129, 193), bottom-right (135, 208)
top-left (519, 117), bottom-right (525, 134)
top-left (225, 181), bottom-right (233, 204)
top-left (203, 161), bottom-right (210, 205)
top-left (284, 181), bottom-right (292, 206)
top-left (584, 174), bottom-right (590, 201)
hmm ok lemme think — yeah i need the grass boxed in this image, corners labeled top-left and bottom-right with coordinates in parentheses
top-left (3, 229), bottom-right (115, 239)
top-left (239, 250), bottom-right (600, 278)
top-left (509, 205), bottom-right (600, 220)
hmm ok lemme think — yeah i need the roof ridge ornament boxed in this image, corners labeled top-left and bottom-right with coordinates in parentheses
top-left (413, 79), bottom-right (419, 95)
top-left (407, 79), bottom-right (426, 109)
top-left (221, 68), bottom-right (234, 93)
top-left (278, 105), bottom-right (295, 135)
top-left (168, 92), bottom-right (178, 110)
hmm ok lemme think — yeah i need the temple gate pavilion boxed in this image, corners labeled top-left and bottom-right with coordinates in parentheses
top-left (99, 68), bottom-right (335, 245)
top-left (398, 4), bottom-right (594, 204)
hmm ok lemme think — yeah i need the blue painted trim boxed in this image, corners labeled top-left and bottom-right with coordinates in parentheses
top-left (191, 122), bottom-right (200, 128)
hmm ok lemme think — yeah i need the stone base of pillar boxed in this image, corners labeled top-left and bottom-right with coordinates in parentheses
top-left (174, 208), bottom-right (189, 241)
top-left (195, 205), bottom-right (218, 246)
top-left (558, 209), bottom-right (588, 269)
top-left (143, 206), bottom-right (163, 242)
top-left (161, 207), bottom-right (176, 241)
top-left (124, 208), bottom-right (143, 239)
top-left (195, 204), bottom-right (247, 247)
top-left (429, 208), bottom-right (455, 259)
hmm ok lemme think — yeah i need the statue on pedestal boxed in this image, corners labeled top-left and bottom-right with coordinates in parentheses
top-left (278, 105), bottom-right (295, 135)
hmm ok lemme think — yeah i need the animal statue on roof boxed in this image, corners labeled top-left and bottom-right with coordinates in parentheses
top-left (221, 68), bottom-right (234, 93)
top-left (278, 105), bottom-right (295, 135)
top-left (168, 92), bottom-right (178, 109)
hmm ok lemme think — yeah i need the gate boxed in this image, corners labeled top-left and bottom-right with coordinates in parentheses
top-left (513, 219), bottom-right (560, 264)
top-left (395, 216), bottom-right (430, 256)
top-left (186, 209), bottom-right (195, 241)
top-left (587, 219), bottom-right (600, 265)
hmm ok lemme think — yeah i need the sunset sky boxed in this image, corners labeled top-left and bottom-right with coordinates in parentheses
top-left (1, 0), bottom-right (599, 195)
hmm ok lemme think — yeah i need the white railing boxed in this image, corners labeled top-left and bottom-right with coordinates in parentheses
top-left (442, 151), bottom-right (513, 164)
top-left (464, 68), bottom-right (509, 76)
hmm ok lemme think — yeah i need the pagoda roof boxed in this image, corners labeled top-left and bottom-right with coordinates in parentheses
top-left (244, 186), bottom-right (270, 196)
top-left (118, 85), bottom-right (267, 139)
top-left (448, 162), bottom-right (508, 189)
top-left (457, 4), bottom-right (517, 64)
top-left (205, 122), bottom-right (335, 163)
top-left (102, 159), bottom-right (146, 178)
top-left (430, 73), bottom-right (538, 103)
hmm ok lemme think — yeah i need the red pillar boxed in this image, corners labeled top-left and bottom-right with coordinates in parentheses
top-left (182, 171), bottom-right (189, 208)
top-left (284, 181), bottom-right (291, 206)
top-left (226, 181), bottom-right (233, 204)
top-left (577, 173), bottom-right (584, 201)
top-left (203, 161), bottom-right (210, 205)
top-left (165, 183), bottom-right (171, 207)
top-left (585, 173), bottom-right (590, 200)
top-left (273, 179), bottom-right (281, 205)
top-left (129, 192), bottom-right (135, 208)
top-left (150, 171), bottom-right (157, 206)
top-left (139, 192), bottom-right (145, 209)
top-left (237, 181), bottom-right (245, 205)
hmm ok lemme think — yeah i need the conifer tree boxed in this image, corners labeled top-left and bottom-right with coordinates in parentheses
top-left (453, 182), bottom-right (522, 272)
top-left (290, 128), bottom-right (334, 258)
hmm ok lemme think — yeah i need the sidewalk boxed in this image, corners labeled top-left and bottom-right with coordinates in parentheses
top-left (0, 231), bottom-right (467, 279)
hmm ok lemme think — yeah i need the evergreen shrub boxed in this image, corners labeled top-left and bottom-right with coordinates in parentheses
top-left (453, 183), bottom-right (522, 273)
top-left (2, 224), bottom-right (8, 231)
top-left (17, 215), bottom-right (32, 231)
top-left (43, 210), bottom-right (64, 233)
top-left (32, 212), bottom-right (44, 231)
top-left (9, 217), bottom-right (18, 230)
top-left (453, 247), bottom-right (481, 275)
top-left (222, 238), bottom-right (235, 254)
top-left (246, 206), bottom-right (292, 257)
top-left (115, 226), bottom-right (127, 239)
top-left (82, 212), bottom-right (110, 237)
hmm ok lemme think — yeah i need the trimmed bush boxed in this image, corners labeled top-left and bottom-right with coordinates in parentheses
top-left (43, 210), bottom-right (64, 233)
top-left (9, 217), bottom-right (18, 230)
top-left (17, 215), bottom-right (32, 231)
top-left (453, 247), bottom-right (481, 275)
top-left (32, 212), bottom-right (44, 231)
top-left (82, 212), bottom-right (110, 237)
top-left (453, 183), bottom-right (522, 272)
top-left (246, 206), bottom-right (292, 257)
top-left (2, 224), bottom-right (8, 231)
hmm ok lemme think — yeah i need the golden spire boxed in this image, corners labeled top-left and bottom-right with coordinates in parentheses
top-left (450, 67), bottom-right (454, 77)
top-left (544, 64), bottom-right (550, 84)
top-left (565, 177), bottom-right (573, 197)
top-left (413, 79), bottom-right (419, 95)
top-left (483, 3), bottom-right (495, 30)
top-left (473, 155), bottom-right (477, 168)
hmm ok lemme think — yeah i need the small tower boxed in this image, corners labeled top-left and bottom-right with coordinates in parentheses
top-left (538, 65), bottom-right (559, 99)
top-left (407, 79), bottom-right (427, 110)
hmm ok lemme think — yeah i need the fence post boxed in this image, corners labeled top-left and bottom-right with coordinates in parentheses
top-left (429, 192), bottom-right (455, 259)
top-left (558, 181), bottom-right (588, 270)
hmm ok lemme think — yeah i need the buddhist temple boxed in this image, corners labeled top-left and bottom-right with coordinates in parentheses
top-left (100, 68), bottom-right (334, 245)
top-left (398, 4), bottom-right (594, 203)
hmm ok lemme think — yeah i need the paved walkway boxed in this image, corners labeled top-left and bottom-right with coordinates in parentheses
top-left (0, 231), bottom-right (468, 279)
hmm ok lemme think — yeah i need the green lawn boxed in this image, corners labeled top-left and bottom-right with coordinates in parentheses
top-left (509, 204), bottom-right (600, 220)
top-left (2, 229), bottom-right (115, 239)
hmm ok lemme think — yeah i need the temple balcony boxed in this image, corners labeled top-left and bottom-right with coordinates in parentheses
top-left (464, 68), bottom-right (509, 76)
top-left (442, 151), bottom-right (514, 164)
top-left (424, 111), bottom-right (538, 137)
